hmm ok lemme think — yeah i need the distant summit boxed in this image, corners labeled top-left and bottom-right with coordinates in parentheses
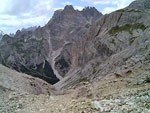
top-left (0, 30), bottom-right (5, 40)
top-left (64, 5), bottom-right (74, 11)
top-left (21, 26), bottom-right (37, 32)
top-left (9, 33), bottom-right (15, 37)
top-left (81, 6), bottom-right (102, 23)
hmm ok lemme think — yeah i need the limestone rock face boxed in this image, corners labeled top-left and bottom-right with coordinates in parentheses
top-left (55, 0), bottom-right (150, 89)
top-left (81, 7), bottom-right (101, 23)
top-left (0, 5), bottom-right (102, 84)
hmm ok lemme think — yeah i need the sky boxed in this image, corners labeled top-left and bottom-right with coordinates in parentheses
top-left (0, 0), bottom-right (135, 34)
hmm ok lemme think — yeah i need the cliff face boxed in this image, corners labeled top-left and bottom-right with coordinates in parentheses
top-left (55, 0), bottom-right (150, 89)
top-left (0, 5), bottom-right (102, 84)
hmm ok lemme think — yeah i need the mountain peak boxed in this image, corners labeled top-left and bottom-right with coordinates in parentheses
top-left (21, 26), bottom-right (37, 32)
top-left (81, 6), bottom-right (103, 23)
top-left (128, 0), bottom-right (150, 10)
top-left (49, 5), bottom-right (102, 25)
top-left (83, 6), bottom-right (96, 11)
top-left (82, 6), bottom-right (102, 15)
top-left (64, 5), bottom-right (74, 11)
top-left (0, 30), bottom-right (4, 35)
top-left (61, 5), bottom-right (77, 17)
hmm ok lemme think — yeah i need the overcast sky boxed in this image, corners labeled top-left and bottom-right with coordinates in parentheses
top-left (0, 0), bottom-right (135, 34)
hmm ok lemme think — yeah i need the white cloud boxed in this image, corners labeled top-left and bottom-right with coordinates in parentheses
top-left (116, 0), bottom-right (135, 9)
top-left (0, 14), bottom-right (49, 33)
top-left (0, 0), bottom-right (54, 16)
top-left (60, 2), bottom-right (83, 11)
top-left (81, 0), bottom-right (134, 6)
top-left (0, 0), bottom-right (55, 33)
top-left (74, 6), bottom-right (84, 11)
top-left (54, 6), bottom-right (84, 12)
top-left (0, 0), bottom-right (11, 13)
top-left (93, 1), bottom-right (111, 5)
top-left (54, 8), bottom-right (63, 11)
top-left (61, 1), bottom-right (72, 6)
top-left (102, 7), bottom-right (118, 14)
top-left (81, 0), bottom-right (135, 14)
top-left (102, 0), bottom-right (135, 14)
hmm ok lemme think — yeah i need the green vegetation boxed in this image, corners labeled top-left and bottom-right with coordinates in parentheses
top-left (140, 45), bottom-right (149, 52)
top-left (145, 104), bottom-right (150, 109)
top-left (129, 36), bottom-right (138, 45)
top-left (92, 67), bottom-right (97, 75)
top-left (71, 77), bottom-right (89, 86)
top-left (110, 39), bottom-right (115, 45)
top-left (0, 56), bottom-right (10, 67)
top-left (79, 77), bottom-right (89, 83)
top-left (109, 23), bottom-right (148, 36)
top-left (145, 75), bottom-right (150, 83)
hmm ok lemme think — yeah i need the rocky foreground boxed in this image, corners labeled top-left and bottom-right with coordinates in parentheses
top-left (1, 64), bottom-right (150, 113)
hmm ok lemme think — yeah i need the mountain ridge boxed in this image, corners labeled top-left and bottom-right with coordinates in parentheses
top-left (55, 0), bottom-right (150, 89)
top-left (0, 5), bottom-right (102, 84)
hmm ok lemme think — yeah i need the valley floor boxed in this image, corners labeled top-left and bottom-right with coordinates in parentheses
top-left (1, 68), bottom-right (150, 113)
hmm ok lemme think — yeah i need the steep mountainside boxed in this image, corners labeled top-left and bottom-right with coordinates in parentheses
top-left (0, 64), bottom-right (57, 95)
top-left (0, 6), bottom-right (102, 84)
top-left (0, 64), bottom-right (62, 112)
top-left (55, 0), bottom-right (150, 89)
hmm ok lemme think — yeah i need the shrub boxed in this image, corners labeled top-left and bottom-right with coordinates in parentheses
top-left (108, 23), bottom-right (148, 36)
top-left (129, 36), bottom-right (138, 45)
top-left (145, 75), bottom-right (150, 83)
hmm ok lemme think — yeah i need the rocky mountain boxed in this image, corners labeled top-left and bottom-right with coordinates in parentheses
top-left (8, 33), bottom-right (15, 37)
top-left (0, 30), bottom-right (5, 39)
top-left (55, 0), bottom-right (150, 89)
top-left (1, 0), bottom-right (150, 112)
top-left (21, 26), bottom-right (37, 32)
top-left (0, 30), bottom-right (14, 38)
top-left (0, 5), bottom-right (102, 85)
